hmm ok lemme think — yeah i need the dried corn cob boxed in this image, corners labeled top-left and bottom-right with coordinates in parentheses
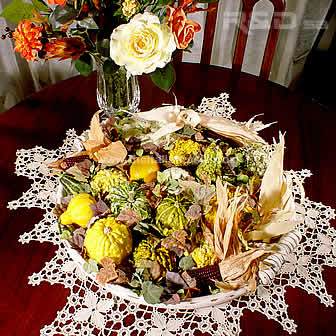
top-left (48, 154), bottom-right (90, 171)
top-left (186, 264), bottom-right (221, 285)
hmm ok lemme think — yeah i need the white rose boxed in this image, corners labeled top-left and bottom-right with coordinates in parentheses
top-left (110, 12), bottom-right (176, 75)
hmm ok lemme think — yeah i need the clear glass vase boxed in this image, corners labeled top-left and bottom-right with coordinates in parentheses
top-left (96, 57), bottom-right (140, 116)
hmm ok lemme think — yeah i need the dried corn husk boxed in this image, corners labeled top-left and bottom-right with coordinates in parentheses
top-left (213, 179), bottom-right (228, 260)
top-left (135, 106), bottom-right (270, 145)
top-left (214, 179), bottom-right (247, 260)
top-left (245, 134), bottom-right (298, 242)
top-left (216, 249), bottom-right (270, 292)
top-left (200, 114), bottom-right (268, 146)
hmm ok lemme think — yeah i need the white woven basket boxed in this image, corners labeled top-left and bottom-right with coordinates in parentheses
top-left (59, 129), bottom-right (302, 309)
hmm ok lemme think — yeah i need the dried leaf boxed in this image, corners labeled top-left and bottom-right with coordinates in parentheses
top-left (88, 111), bottom-right (105, 145)
top-left (65, 166), bottom-right (88, 182)
top-left (179, 256), bottom-right (195, 271)
top-left (83, 140), bottom-right (105, 152)
top-left (194, 132), bottom-right (204, 141)
top-left (82, 112), bottom-right (108, 152)
top-left (142, 142), bottom-right (158, 152)
top-left (92, 199), bottom-right (110, 216)
top-left (82, 112), bottom-right (128, 167)
top-left (96, 257), bottom-right (118, 285)
top-left (93, 141), bottom-right (127, 166)
top-left (142, 281), bottom-right (164, 304)
top-left (113, 269), bottom-right (129, 284)
top-left (117, 208), bottom-right (141, 226)
top-left (150, 261), bottom-right (162, 280)
top-left (72, 228), bottom-right (86, 249)
top-left (66, 159), bottom-right (92, 179)
top-left (165, 293), bottom-right (181, 304)
top-left (180, 181), bottom-right (215, 206)
top-left (181, 271), bottom-right (197, 288)
top-left (166, 271), bottom-right (188, 288)
top-left (161, 230), bottom-right (189, 256)
top-left (185, 204), bottom-right (202, 221)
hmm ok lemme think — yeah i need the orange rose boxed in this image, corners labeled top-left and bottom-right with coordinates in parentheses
top-left (167, 6), bottom-right (201, 49)
top-left (47, 0), bottom-right (67, 6)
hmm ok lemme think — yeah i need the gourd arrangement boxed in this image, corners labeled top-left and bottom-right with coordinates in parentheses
top-left (50, 109), bottom-right (295, 304)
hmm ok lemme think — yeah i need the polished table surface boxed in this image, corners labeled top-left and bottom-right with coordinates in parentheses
top-left (1, 63), bottom-right (335, 335)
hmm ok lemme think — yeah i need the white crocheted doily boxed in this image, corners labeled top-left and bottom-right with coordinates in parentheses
top-left (8, 93), bottom-right (336, 336)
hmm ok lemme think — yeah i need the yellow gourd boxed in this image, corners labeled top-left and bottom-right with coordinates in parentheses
top-left (84, 217), bottom-right (132, 265)
top-left (129, 156), bottom-right (159, 183)
top-left (60, 193), bottom-right (95, 228)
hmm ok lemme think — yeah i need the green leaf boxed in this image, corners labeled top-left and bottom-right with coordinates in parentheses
top-left (60, 230), bottom-right (72, 240)
top-left (236, 174), bottom-right (249, 184)
top-left (83, 259), bottom-right (99, 273)
top-left (49, 5), bottom-right (78, 28)
top-left (156, 171), bottom-right (168, 184)
top-left (113, 7), bottom-right (123, 17)
top-left (32, 0), bottom-right (49, 12)
top-left (0, 0), bottom-right (34, 24)
top-left (142, 281), bottom-right (164, 304)
top-left (150, 63), bottom-right (176, 93)
top-left (74, 53), bottom-right (93, 76)
top-left (179, 256), bottom-right (196, 271)
top-left (157, 0), bottom-right (174, 5)
top-left (77, 17), bottom-right (99, 30)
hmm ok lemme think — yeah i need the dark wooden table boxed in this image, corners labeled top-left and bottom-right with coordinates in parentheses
top-left (0, 63), bottom-right (335, 336)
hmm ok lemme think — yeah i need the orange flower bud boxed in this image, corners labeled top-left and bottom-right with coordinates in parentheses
top-left (44, 37), bottom-right (86, 60)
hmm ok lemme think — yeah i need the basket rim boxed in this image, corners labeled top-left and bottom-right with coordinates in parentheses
top-left (62, 224), bottom-right (302, 309)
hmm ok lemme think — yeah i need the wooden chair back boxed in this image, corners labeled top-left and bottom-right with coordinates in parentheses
top-left (201, 0), bottom-right (286, 80)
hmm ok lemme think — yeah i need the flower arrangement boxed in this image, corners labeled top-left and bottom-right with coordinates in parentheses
top-left (1, 0), bottom-right (214, 91)
top-left (48, 105), bottom-right (300, 305)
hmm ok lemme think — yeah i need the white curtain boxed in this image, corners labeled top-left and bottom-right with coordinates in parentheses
top-left (0, 0), bottom-right (77, 112)
top-left (183, 0), bottom-right (332, 86)
top-left (0, 0), bottom-right (332, 111)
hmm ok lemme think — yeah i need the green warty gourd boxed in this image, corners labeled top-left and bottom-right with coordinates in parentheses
top-left (156, 196), bottom-right (189, 236)
top-left (107, 182), bottom-right (151, 220)
top-left (196, 143), bottom-right (224, 183)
